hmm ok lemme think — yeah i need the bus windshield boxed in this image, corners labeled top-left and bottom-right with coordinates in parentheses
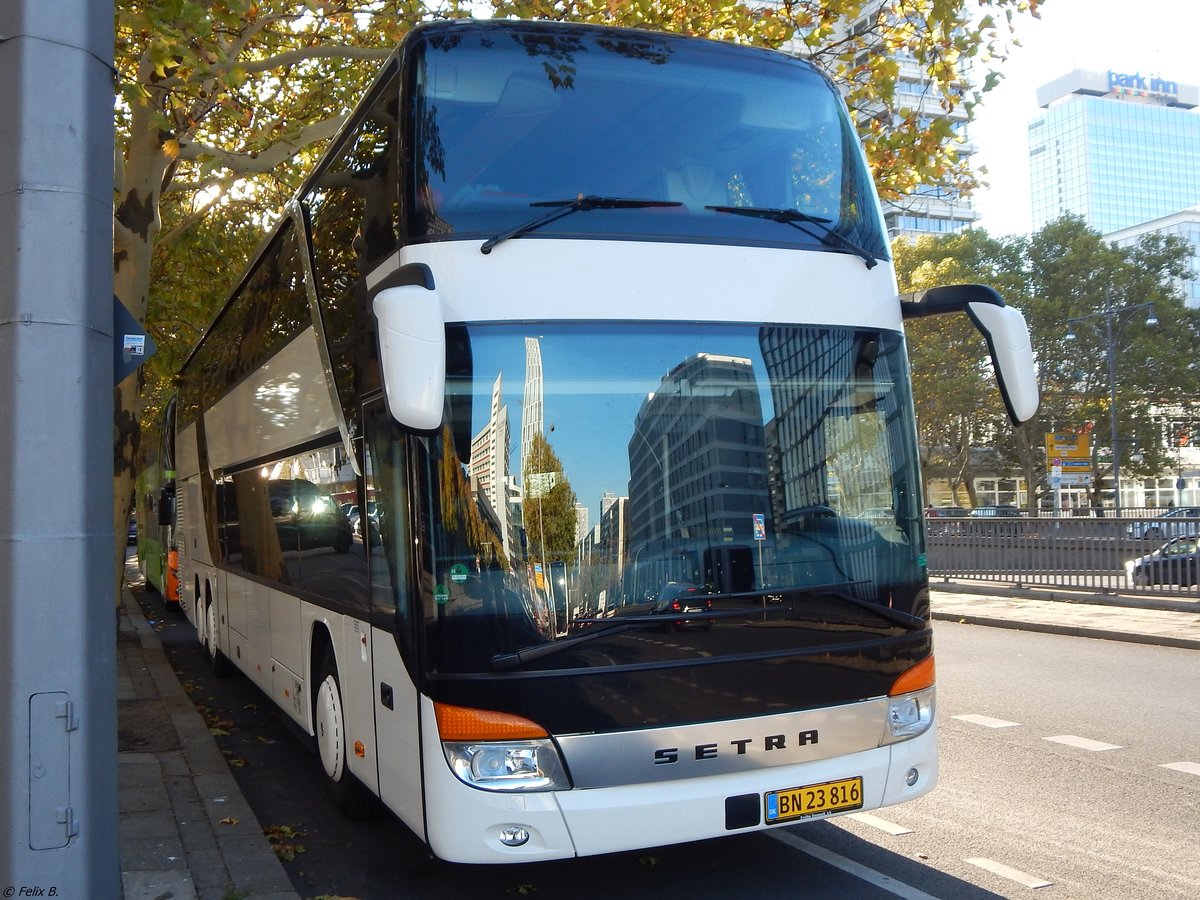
top-left (411, 322), bottom-right (925, 676)
top-left (409, 22), bottom-right (887, 260)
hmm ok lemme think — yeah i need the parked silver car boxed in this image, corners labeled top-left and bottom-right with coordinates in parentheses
top-left (1126, 507), bottom-right (1200, 541)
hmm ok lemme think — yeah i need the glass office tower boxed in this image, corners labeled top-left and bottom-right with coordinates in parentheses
top-left (1029, 69), bottom-right (1200, 235)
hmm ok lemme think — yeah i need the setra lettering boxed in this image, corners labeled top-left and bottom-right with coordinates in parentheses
top-left (653, 730), bottom-right (819, 764)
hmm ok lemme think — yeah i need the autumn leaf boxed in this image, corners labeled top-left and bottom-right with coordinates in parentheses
top-left (219, 816), bottom-right (239, 826)
top-left (264, 823), bottom-right (308, 862)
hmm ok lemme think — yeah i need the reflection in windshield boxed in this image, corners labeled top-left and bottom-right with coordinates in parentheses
top-left (418, 323), bottom-right (923, 674)
top-left (410, 23), bottom-right (886, 259)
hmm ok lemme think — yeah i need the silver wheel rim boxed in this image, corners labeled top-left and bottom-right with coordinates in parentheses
top-left (316, 674), bottom-right (346, 782)
top-left (196, 600), bottom-right (208, 646)
top-left (206, 601), bottom-right (218, 657)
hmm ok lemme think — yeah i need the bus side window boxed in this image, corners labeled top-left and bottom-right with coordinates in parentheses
top-left (364, 399), bottom-right (414, 655)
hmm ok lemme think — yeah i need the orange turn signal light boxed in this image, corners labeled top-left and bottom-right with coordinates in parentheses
top-left (433, 702), bottom-right (548, 741)
top-left (889, 655), bottom-right (935, 696)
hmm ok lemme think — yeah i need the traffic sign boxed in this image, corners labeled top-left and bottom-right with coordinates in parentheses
top-left (1045, 431), bottom-right (1090, 461)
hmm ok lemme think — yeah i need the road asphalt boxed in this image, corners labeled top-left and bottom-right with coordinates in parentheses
top-left (116, 581), bottom-right (1200, 899)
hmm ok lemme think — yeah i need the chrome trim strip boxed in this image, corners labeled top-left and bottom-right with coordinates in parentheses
top-left (556, 699), bottom-right (889, 788)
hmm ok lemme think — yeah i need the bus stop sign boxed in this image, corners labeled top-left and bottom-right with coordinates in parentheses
top-left (114, 295), bottom-right (156, 385)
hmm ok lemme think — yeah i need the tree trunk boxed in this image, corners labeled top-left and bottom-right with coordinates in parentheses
top-left (112, 81), bottom-right (170, 603)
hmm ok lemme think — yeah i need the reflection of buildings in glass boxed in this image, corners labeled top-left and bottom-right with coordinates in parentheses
top-left (578, 493), bottom-right (627, 613)
top-left (520, 336), bottom-right (544, 485)
top-left (469, 372), bottom-right (512, 558)
top-left (759, 327), bottom-right (901, 597)
top-left (574, 502), bottom-right (589, 545)
top-left (758, 328), bottom-right (847, 523)
top-left (626, 353), bottom-right (769, 592)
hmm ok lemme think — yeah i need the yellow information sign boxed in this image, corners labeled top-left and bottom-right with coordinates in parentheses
top-left (1045, 432), bottom-right (1091, 461)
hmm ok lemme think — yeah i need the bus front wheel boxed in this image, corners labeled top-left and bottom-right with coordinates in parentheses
top-left (313, 654), bottom-right (374, 819)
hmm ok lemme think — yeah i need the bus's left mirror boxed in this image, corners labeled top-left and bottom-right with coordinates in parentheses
top-left (373, 284), bottom-right (446, 431)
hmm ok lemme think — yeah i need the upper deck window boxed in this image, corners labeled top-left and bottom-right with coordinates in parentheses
top-left (407, 22), bottom-right (887, 261)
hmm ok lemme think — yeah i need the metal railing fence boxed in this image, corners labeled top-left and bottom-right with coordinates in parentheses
top-left (924, 508), bottom-right (1200, 597)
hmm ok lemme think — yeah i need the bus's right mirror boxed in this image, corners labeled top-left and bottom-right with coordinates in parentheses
top-left (900, 284), bottom-right (1039, 426)
top-left (373, 283), bottom-right (446, 431)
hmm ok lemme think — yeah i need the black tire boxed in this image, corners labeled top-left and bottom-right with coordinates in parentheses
top-left (313, 653), bottom-right (375, 819)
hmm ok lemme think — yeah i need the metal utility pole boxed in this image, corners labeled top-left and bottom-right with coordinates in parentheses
top-left (0, 1), bottom-right (119, 896)
top-left (1066, 290), bottom-right (1158, 516)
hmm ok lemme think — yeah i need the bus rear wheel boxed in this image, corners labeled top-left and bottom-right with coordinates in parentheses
top-left (313, 654), bottom-right (374, 819)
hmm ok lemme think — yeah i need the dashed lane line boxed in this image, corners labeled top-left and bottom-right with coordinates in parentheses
top-left (1160, 761), bottom-right (1200, 776)
top-left (952, 714), bottom-right (1021, 728)
top-left (766, 829), bottom-right (940, 900)
top-left (1043, 734), bottom-right (1122, 752)
top-left (964, 857), bottom-right (1053, 889)
top-left (846, 812), bottom-right (915, 835)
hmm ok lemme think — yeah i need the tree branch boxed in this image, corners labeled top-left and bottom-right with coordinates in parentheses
top-left (176, 113), bottom-right (346, 175)
top-left (237, 44), bottom-right (395, 75)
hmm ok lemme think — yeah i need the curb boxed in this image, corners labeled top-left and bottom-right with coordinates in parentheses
top-left (929, 579), bottom-right (1200, 614)
top-left (121, 587), bottom-right (301, 900)
top-left (930, 609), bottom-right (1200, 651)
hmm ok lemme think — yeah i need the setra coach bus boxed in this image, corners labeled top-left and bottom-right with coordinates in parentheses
top-left (150, 18), bottom-right (1038, 864)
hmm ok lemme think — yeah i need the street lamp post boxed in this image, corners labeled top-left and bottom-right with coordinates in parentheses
top-left (1065, 291), bottom-right (1157, 515)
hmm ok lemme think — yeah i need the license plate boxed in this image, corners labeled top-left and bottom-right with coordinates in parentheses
top-left (765, 776), bottom-right (863, 823)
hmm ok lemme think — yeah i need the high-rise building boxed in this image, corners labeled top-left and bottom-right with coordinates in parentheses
top-left (468, 372), bottom-right (512, 556)
top-left (1107, 208), bottom-right (1200, 309)
top-left (625, 353), bottom-right (769, 595)
top-left (520, 336), bottom-right (544, 485)
top-left (574, 501), bottom-right (590, 546)
top-left (1029, 69), bottom-right (1200, 234)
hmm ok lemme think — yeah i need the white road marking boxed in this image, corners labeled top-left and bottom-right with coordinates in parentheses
top-left (965, 857), bottom-right (1053, 889)
top-left (766, 829), bottom-right (940, 900)
top-left (1160, 761), bottom-right (1200, 776)
top-left (952, 714), bottom-right (1021, 728)
top-left (1043, 734), bottom-right (1122, 752)
top-left (846, 812), bottom-right (914, 835)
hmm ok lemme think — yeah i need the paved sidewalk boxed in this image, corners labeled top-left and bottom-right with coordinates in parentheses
top-left (931, 583), bottom-right (1200, 650)
top-left (118, 587), bottom-right (299, 900)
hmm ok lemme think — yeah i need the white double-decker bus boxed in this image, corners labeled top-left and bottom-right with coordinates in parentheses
top-left (167, 19), bottom-right (1037, 864)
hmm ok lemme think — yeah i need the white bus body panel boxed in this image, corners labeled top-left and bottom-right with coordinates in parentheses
top-left (371, 628), bottom-right (427, 839)
top-left (373, 240), bottom-right (902, 331)
top-left (418, 693), bottom-right (937, 864)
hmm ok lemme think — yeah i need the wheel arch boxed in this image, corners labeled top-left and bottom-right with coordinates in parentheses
top-left (308, 619), bottom-right (337, 732)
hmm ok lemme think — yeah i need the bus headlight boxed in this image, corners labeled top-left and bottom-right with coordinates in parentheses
top-left (881, 687), bottom-right (935, 744)
top-left (443, 740), bottom-right (570, 791)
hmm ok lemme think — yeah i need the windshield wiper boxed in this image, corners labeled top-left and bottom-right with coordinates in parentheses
top-left (785, 583), bottom-right (926, 630)
top-left (490, 619), bottom-right (666, 671)
top-left (705, 205), bottom-right (879, 269)
top-left (480, 195), bottom-right (683, 254)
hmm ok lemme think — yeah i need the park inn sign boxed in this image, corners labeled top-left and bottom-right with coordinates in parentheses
top-left (1108, 69), bottom-right (1178, 100)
